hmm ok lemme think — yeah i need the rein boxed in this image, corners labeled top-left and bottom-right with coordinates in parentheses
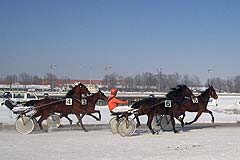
top-left (35, 99), bottom-right (64, 109)
top-left (70, 95), bottom-right (82, 103)
top-left (138, 99), bottom-right (165, 111)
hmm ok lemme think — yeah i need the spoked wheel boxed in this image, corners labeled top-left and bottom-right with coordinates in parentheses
top-left (118, 118), bottom-right (136, 137)
top-left (151, 115), bottom-right (162, 133)
top-left (15, 116), bottom-right (35, 135)
top-left (32, 118), bottom-right (38, 130)
top-left (109, 117), bottom-right (123, 134)
top-left (160, 115), bottom-right (173, 131)
top-left (47, 114), bottom-right (61, 129)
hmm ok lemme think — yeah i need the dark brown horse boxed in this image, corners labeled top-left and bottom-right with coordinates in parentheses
top-left (37, 90), bottom-right (107, 132)
top-left (25, 83), bottom-right (91, 128)
top-left (172, 85), bottom-right (218, 125)
top-left (131, 85), bottom-right (195, 134)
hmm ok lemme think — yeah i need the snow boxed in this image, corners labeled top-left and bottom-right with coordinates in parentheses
top-left (1, 124), bottom-right (240, 160)
top-left (1, 95), bottom-right (240, 160)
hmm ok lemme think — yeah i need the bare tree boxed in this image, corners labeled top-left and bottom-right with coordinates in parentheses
top-left (5, 74), bottom-right (17, 89)
top-left (19, 73), bottom-right (32, 89)
top-left (32, 75), bottom-right (42, 84)
top-left (45, 73), bottom-right (57, 90)
top-left (233, 76), bottom-right (240, 93)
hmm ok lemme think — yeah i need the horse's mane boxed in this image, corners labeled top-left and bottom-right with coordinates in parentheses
top-left (65, 85), bottom-right (76, 97)
top-left (65, 82), bottom-right (80, 97)
top-left (165, 85), bottom-right (188, 99)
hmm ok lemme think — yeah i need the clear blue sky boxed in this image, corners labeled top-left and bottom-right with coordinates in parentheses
top-left (1, 0), bottom-right (240, 83)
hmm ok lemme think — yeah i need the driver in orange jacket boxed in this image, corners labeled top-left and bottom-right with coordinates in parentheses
top-left (107, 88), bottom-right (132, 113)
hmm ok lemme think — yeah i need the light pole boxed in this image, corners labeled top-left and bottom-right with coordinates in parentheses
top-left (208, 69), bottom-right (214, 85)
top-left (157, 67), bottom-right (163, 92)
top-left (50, 64), bottom-right (56, 91)
top-left (105, 65), bottom-right (112, 90)
top-left (208, 69), bottom-right (214, 86)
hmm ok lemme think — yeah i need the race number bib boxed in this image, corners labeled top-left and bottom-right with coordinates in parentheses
top-left (165, 100), bottom-right (172, 108)
top-left (192, 97), bottom-right (198, 103)
top-left (65, 98), bottom-right (73, 106)
top-left (81, 99), bottom-right (87, 105)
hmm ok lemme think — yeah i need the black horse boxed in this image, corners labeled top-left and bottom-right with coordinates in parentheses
top-left (131, 85), bottom-right (195, 134)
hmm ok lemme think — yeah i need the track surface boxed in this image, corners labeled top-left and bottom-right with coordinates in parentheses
top-left (0, 123), bottom-right (240, 160)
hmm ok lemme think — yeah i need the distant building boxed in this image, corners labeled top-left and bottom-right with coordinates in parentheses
top-left (55, 79), bottom-right (103, 92)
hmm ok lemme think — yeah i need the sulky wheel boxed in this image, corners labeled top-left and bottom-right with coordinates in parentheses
top-left (32, 118), bottom-right (38, 130)
top-left (109, 117), bottom-right (123, 134)
top-left (160, 115), bottom-right (173, 131)
top-left (47, 114), bottom-right (61, 129)
top-left (151, 115), bottom-right (162, 133)
top-left (15, 116), bottom-right (35, 135)
top-left (118, 118), bottom-right (136, 137)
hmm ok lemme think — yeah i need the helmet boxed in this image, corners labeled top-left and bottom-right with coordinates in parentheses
top-left (110, 88), bottom-right (118, 95)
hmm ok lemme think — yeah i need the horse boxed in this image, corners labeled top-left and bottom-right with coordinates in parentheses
top-left (25, 82), bottom-right (91, 128)
top-left (131, 85), bottom-right (195, 134)
top-left (172, 85), bottom-right (218, 126)
top-left (37, 90), bottom-right (107, 132)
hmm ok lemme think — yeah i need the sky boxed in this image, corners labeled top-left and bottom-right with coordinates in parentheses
top-left (0, 0), bottom-right (240, 83)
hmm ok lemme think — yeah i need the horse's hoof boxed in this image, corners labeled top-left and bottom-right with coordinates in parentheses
top-left (174, 130), bottom-right (180, 134)
top-left (151, 131), bottom-right (156, 135)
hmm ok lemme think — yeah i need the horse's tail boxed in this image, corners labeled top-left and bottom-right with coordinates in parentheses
top-left (131, 100), bottom-right (143, 109)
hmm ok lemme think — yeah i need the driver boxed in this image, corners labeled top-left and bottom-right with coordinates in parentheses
top-left (3, 92), bottom-right (18, 110)
top-left (107, 88), bottom-right (131, 113)
top-left (3, 92), bottom-right (32, 112)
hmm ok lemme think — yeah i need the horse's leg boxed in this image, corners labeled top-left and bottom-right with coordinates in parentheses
top-left (177, 112), bottom-right (185, 128)
top-left (76, 113), bottom-right (88, 132)
top-left (171, 104), bottom-right (184, 130)
top-left (60, 114), bottom-right (73, 125)
top-left (146, 113), bottom-right (156, 135)
top-left (64, 115), bottom-right (73, 125)
top-left (134, 114), bottom-right (141, 128)
top-left (87, 113), bottom-right (100, 121)
top-left (85, 110), bottom-right (101, 121)
top-left (185, 111), bottom-right (203, 125)
top-left (37, 116), bottom-right (46, 130)
top-left (170, 114), bottom-right (178, 133)
top-left (93, 110), bottom-right (101, 121)
top-left (205, 109), bottom-right (214, 123)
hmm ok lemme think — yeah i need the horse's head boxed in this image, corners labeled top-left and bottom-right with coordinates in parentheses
top-left (66, 82), bottom-right (90, 97)
top-left (208, 85), bottom-right (218, 99)
top-left (95, 90), bottom-right (107, 101)
top-left (78, 83), bottom-right (91, 95)
top-left (180, 85), bottom-right (195, 99)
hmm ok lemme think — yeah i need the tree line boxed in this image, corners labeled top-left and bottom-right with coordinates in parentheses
top-left (0, 73), bottom-right (57, 89)
top-left (103, 72), bottom-right (240, 93)
top-left (2, 72), bottom-right (240, 93)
